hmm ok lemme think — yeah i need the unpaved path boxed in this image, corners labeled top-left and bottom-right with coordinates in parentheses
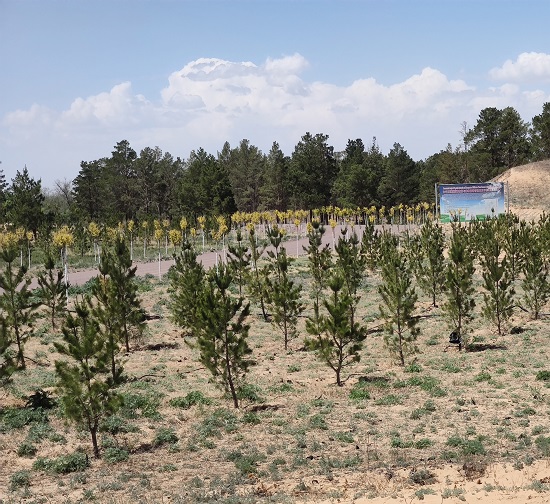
top-left (53, 224), bottom-right (409, 287)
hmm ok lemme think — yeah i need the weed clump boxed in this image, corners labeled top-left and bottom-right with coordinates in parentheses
top-left (33, 451), bottom-right (89, 474)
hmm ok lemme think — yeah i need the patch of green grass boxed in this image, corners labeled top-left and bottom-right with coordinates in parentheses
top-left (410, 399), bottom-right (437, 420)
top-left (242, 412), bottom-right (261, 425)
top-left (10, 470), bottom-right (31, 491)
top-left (535, 370), bottom-right (550, 381)
top-left (391, 435), bottom-right (414, 448)
top-left (404, 362), bottom-right (423, 373)
top-left (415, 487), bottom-right (437, 500)
top-left (535, 435), bottom-right (550, 456)
top-left (169, 391), bottom-right (212, 409)
top-left (526, 479), bottom-right (550, 493)
top-left (333, 431), bottom-right (355, 443)
top-left (404, 375), bottom-right (447, 397)
top-left (359, 375), bottom-right (390, 388)
top-left (196, 408), bottom-right (239, 439)
top-left (532, 425), bottom-right (548, 436)
top-left (442, 487), bottom-right (465, 499)
top-left (514, 406), bottom-right (536, 417)
top-left (104, 446), bottom-right (130, 463)
top-left (159, 463), bottom-right (177, 472)
top-left (319, 454), bottom-right (362, 469)
top-left (311, 397), bottom-right (334, 412)
top-left (474, 371), bottom-right (492, 382)
top-left (153, 427), bottom-right (179, 447)
top-left (349, 382), bottom-right (370, 401)
top-left (425, 336), bottom-right (439, 346)
top-left (237, 383), bottom-right (265, 403)
top-left (438, 358), bottom-right (463, 373)
top-left (446, 434), bottom-right (486, 456)
top-left (100, 415), bottom-right (139, 435)
top-left (17, 442), bottom-right (37, 457)
top-left (308, 413), bottom-right (328, 430)
top-left (225, 446), bottom-right (267, 475)
top-left (414, 438), bottom-right (433, 449)
top-left (33, 451), bottom-right (89, 474)
top-left (268, 382), bottom-right (294, 393)
top-left (296, 403), bottom-right (310, 417)
top-left (119, 392), bottom-right (161, 420)
top-left (374, 394), bottom-right (403, 406)
top-left (0, 407), bottom-right (49, 432)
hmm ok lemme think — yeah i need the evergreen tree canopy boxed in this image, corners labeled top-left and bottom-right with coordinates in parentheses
top-left (4, 167), bottom-right (45, 235)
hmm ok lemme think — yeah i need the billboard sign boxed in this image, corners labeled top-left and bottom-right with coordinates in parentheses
top-left (439, 182), bottom-right (506, 223)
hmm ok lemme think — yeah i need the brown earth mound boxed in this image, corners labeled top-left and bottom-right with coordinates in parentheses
top-left (492, 160), bottom-right (550, 221)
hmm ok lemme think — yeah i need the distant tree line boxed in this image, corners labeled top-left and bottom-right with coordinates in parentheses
top-left (1, 103), bottom-right (549, 234)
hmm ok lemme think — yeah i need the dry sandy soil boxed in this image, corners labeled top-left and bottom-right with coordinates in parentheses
top-left (493, 159), bottom-right (550, 222)
top-left (2, 162), bottom-right (550, 504)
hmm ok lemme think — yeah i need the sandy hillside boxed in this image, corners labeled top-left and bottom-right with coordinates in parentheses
top-left (493, 160), bottom-right (550, 221)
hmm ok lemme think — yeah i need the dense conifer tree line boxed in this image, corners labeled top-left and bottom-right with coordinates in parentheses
top-left (0, 103), bottom-right (549, 235)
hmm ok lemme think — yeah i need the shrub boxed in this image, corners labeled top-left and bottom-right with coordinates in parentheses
top-left (33, 451), bottom-right (89, 474)
top-left (374, 394), bottom-right (403, 406)
top-left (411, 399), bottom-right (437, 419)
top-left (120, 393), bottom-right (161, 420)
top-left (535, 435), bottom-right (550, 456)
top-left (10, 470), bottom-right (31, 490)
top-left (319, 454), bottom-right (362, 469)
top-left (225, 447), bottom-right (267, 475)
top-left (405, 362), bottom-right (423, 373)
top-left (349, 383), bottom-right (370, 401)
top-left (308, 413), bottom-right (328, 430)
top-left (409, 468), bottom-right (437, 485)
top-left (0, 407), bottom-right (48, 432)
top-left (474, 371), bottom-right (492, 382)
top-left (153, 427), bottom-right (179, 447)
top-left (535, 370), bottom-right (550, 381)
top-left (414, 438), bottom-right (433, 449)
top-left (391, 436), bottom-right (413, 448)
top-left (103, 447), bottom-right (130, 463)
top-left (99, 415), bottom-right (139, 435)
top-left (237, 383), bottom-right (265, 403)
top-left (17, 442), bottom-right (37, 457)
top-left (169, 391), bottom-right (212, 409)
top-left (242, 412), bottom-right (261, 425)
top-left (333, 431), bottom-right (354, 443)
top-left (196, 408), bottom-right (239, 439)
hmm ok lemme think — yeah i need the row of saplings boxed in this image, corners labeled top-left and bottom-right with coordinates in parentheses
top-left (1, 212), bottom-right (549, 459)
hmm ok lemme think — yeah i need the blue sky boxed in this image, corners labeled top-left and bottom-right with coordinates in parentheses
top-left (2, 0), bottom-right (550, 189)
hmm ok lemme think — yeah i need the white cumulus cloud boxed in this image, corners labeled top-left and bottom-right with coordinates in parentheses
top-left (2, 53), bottom-right (550, 188)
top-left (490, 52), bottom-right (550, 82)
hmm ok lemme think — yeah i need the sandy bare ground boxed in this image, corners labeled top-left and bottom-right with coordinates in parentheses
top-left (493, 159), bottom-right (550, 221)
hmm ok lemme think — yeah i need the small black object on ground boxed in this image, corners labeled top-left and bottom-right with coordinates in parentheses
top-left (445, 330), bottom-right (462, 351)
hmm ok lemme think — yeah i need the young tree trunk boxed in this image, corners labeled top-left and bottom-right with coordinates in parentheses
top-left (226, 341), bottom-right (239, 409)
top-left (15, 326), bottom-right (26, 370)
top-left (91, 425), bottom-right (100, 458)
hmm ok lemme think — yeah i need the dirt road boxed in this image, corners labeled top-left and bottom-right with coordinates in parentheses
top-left (55, 223), bottom-right (410, 287)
